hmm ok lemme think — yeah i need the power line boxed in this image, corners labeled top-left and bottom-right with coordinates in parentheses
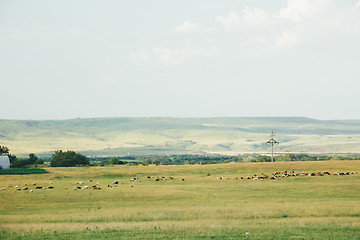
top-left (266, 130), bottom-right (279, 162)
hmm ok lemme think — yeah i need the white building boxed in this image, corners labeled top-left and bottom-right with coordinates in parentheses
top-left (0, 156), bottom-right (10, 169)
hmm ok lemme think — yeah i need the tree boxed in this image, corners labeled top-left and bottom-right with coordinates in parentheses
top-left (109, 156), bottom-right (119, 165)
top-left (256, 155), bottom-right (271, 162)
top-left (50, 150), bottom-right (89, 167)
top-left (0, 145), bottom-right (9, 155)
top-left (28, 153), bottom-right (38, 164)
top-left (0, 146), bottom-right (19, 168)
top-left (276, 153), bottom-right (297, 162)
top-left (36, 159), bottom-right (44, 164)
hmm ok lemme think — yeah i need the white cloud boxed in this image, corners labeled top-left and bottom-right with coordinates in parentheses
top-left (216, 12), bottom-right (240, 28)
top-left (174, 21), bottom-right (199, 32)
top-left (356, 0), bottom-right (360, 8)
top-left (275, 31), bottom-right (298, 48)
top-left (278, 0), bottom-right (325, 22)
top-left (243, 7), bottom-right (271, 26)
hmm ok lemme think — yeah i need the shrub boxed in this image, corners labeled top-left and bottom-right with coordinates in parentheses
top-left (50, 150), bottom-right (89, 167)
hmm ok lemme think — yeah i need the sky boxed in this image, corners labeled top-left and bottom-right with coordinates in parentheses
top-left (0, 0), bottom-right (360, 120)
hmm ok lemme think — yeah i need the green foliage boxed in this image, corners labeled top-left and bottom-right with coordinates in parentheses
top-left (0, 145), bottom-right (9, 155)
top-left (325, 155), bottom-right (360, 161)
top-left (256, 155), bottom-right (271, 162)
top-left (139, 155), bottom-right (244, 165)
top-left (275, 154), bottom-right (320, 162)
top-left (0, 168), bottom-right (48, 175)
top-left (276, 153), bottom-right (297, 161)
top-left (9, 153), bottom-right (43, 168)
top-left (109, 156), bottom-right (119, 165)
top-left (50, 150), bottom-right (89, 167)
top-left (28, 153), bottom-right (38, 164)
top-left (36, 159), bottom-right (44, 164)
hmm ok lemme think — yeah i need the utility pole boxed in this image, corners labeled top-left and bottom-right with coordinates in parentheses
top-left (266, 130), bottom-right (279, 162)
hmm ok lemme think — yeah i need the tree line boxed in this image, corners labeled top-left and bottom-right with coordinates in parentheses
top-left (2, 145), bottom-right (360, 168)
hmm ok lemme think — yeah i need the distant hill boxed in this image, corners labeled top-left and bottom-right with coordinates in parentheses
top-left (1, 117), bottom-right (360, 156)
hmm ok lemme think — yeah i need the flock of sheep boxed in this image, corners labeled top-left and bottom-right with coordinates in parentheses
top-left (215, 170), bottom-right (357, 180)
top-left (0, 181), bottom-right (54, 192)
top-left (72, 176), bottom-right (183, 190)
top-left (0, 171), bottom-right (357, 192)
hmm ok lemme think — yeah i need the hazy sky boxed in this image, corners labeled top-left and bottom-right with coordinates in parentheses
top-left (1, 0), bottom-right (360, 120)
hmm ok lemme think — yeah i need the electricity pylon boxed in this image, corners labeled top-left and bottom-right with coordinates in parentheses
top-left (266, 130), bottom-right (279, 162)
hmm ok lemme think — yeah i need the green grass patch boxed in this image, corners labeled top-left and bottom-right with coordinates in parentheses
top-left (0, 168), bottom-right (48, 175)
top-left (101, 173), bottom-right (125, 179)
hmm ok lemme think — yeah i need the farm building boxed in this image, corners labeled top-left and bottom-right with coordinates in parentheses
top-left (0, 156), bottom-right (10, 169)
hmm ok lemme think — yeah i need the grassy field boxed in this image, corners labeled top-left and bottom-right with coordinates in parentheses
top-left (0, 160), bottom-right (359, 239)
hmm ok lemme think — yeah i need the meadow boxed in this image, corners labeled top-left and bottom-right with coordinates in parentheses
top-left (0, 160), bottom-right (359, 239)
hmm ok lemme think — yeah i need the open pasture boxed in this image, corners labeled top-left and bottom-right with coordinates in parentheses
top-left (1, 160), bottom-right (360, 239)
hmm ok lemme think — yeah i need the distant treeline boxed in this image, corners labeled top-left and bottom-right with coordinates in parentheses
top-left (88, 154), bottom-right (360, 166)
top-left (5, 145), bottom-right (360, 169)
top-left (8, 154), bottom-right (44, 168)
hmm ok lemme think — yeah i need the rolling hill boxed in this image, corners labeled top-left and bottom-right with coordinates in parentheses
top-left (1, 117), bottom-right (360, 156)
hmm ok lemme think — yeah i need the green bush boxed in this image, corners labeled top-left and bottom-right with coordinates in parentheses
top-left (51, 150), bottom-right (89, 167)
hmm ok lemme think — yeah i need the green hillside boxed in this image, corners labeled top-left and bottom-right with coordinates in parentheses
top-left (1, 117), bottom-right (360, 156)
